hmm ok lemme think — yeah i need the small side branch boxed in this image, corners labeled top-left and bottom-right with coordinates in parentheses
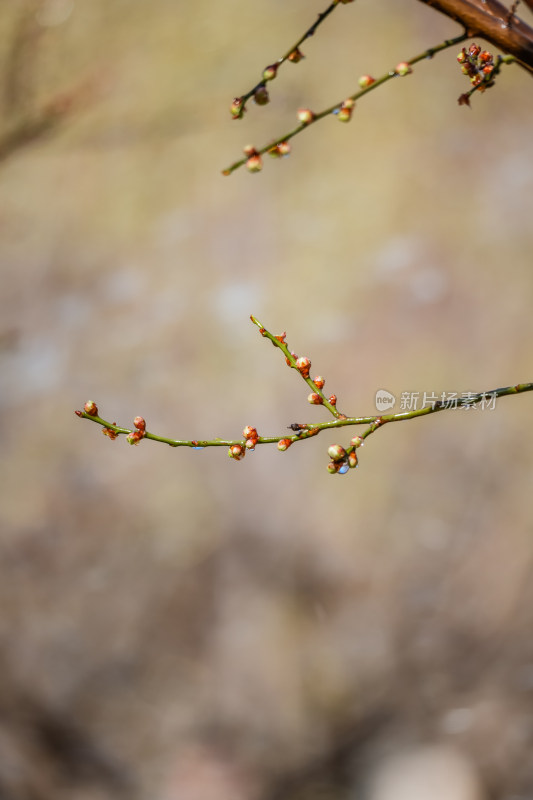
top-left (75, 319), bottom-right (532, 476)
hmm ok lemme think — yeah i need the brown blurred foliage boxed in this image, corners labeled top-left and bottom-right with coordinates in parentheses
top-left (0, 1), bottom-right (532, 798)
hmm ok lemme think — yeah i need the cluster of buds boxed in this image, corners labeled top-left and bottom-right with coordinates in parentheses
top-left (127, 415), bottom-right (146, 445)
top-left (457, 44), bottom-right (496, 100)
top-left (337, 98), bottom-right (355, 123)
top-left (244, 145), bottom-right (262, 173)
top-left (326, 440), bottom-right (360, 475)
top-left (242, 425), bottom-right (259, 451)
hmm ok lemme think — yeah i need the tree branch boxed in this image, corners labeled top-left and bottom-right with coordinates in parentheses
top-left (416, 0), bottom-right (533, 71)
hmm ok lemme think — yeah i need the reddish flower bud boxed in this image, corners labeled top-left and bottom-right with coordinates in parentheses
top-left (246, 154), bottom-right (263, 173)
top-left (457, 49), bottom-right (467, 64)
top-left (245, 438), bottom-right (256, 450)
top-left (102, 427), bottom-right (118, 440)
top-left (479, 50), bottom-right (492, 63)
top-left (337, 105), bottom-right (353, 123)
top-left (308, 393), bottom-right (323, 405)
top-left (395, 62), bottom-right (412, 76)
top-left (327, 461), bottom-right (341, 474)
top-left (84, 400), bottom-right (98, 416)
top-left (358, 74), bottom-right (375, 88)
top-left (328, 394), bottom-right (337, 406)
top-left (285, 351), bottom-right (298, 367)
top-left (242, 425), bottom-right (258, 440)
top-left (133, 416), bottom-right (146, 432)
top-left (127, 430), bottom-right (144, 445)
top-left (254, 86), bottom-right (270, 106)
top-left (277, 141), bottom-right (291, 156)
top-left (348, 451), bottom-right (358, 468)
top-left (243, 144), bottom-right (257, 156)
top-left (297, 108), bottom-right (315, 125)
top-left (288, 48), bottom-right (304, 63)
top-left (350, 435), bottom-right (364, 448)
top-left (314, 376), bottom-right (325, 390)
top-left (296, 356), bottom-right (311, 378)
top-left (263, 63), bottom-right (279, 82)
top-left (277, 438), bottom-right (292, 451)
top-left (469, 43), bottom-right (481, 58)
top-left (228, 444), bottom-right (245, 460)
top-left (328, 444), bottom-right (347, 461)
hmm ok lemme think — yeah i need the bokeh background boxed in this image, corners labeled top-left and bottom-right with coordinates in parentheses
top-left (0, 1), bottom-right (532, 798)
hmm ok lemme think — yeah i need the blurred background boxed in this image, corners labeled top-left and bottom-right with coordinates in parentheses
top-left (0, 1), bottom-right (532, 798)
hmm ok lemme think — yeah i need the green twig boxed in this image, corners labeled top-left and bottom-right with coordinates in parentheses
top-left (223, 31), bottom-right (469, 175)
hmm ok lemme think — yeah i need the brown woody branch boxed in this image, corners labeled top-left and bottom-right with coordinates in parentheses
top-left (417, 0), bottom-right (533, 71)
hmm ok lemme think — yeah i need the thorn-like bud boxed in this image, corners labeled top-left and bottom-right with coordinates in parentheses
top-left (296, 356), bottom-right (311, 378)
top-left (297, 108), bottom-right (315, 125)
top-left (350, 435), bottom-right (364, 448)
top-left (228, 444), bottom-right (245, 461)
top-left (277, 438), bottom-right (292, 451)
top-left (328, 394), bottom-right (337, 406)
top-left (127, 430), bottom-right (144, 445)
top-left (395, 62), bottom-right (412, 76)
top-left (308, 392), bottom-right (323, 405)
top-left (84, 400), bottom-right (98, 416)
top-left (230, 97), bottom-right (245, 119)
top-left (246, 154), bottom-right (263, 173)
top-left (288, 48), bottom-right (304, 63)
top-left (133, 416), bottom-right (146, 432)
top-left (254, 85), bottom-right (270, 106)
top-left (328, 444), bottom-right (347, 461)
top-left (263, 63), bottom-right (279, 82)
top-left (348, 451), bottom-right (358, 468)
top-left (358, 74), bottom-right (375, 88)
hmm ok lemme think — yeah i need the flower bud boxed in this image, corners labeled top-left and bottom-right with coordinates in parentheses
top-left (245, 438), bottom-right (256, 450)
top-left (328, 444), bottom-right (347, 461)
top-left (84, 400), bottom-right (98, 416)
top-left (277, 141), bottom-right (291, 156)
top-left (254, 86), bottom-right (270, 106)
top-left (327, 461), bottom-right (340, 474)
top-left (457, 50), bottom-right (467, 64)
top-left (348, 451), bottom-right (358, 468)
top-left (308, 393), bottom-right (323, 405)
top-left (395, 62), bottom-right (412, 76)
top-left (358, 74), bottom-right (375, 88)
top-left (328, 394), bottom-right (337, 406)
top-left (297, 108), bottom-right (315, 125)
top-left (296, 356), bottom-right (311, 378)
top-left (350, 435), bottom-right (364, 448)
top-left (228, 444), bottom-right (245, 460)
top-left (469, 43), bottom-right (481, 58)
top-left (313, 376), bottom-right (325, 390)
top-left (246, 154), bottom-right (263, 173)
top-left (277, 438), bottom-right (292, 451)
top-left (127, 430), bottom-right (144, 445)
top-left (133, 416), bottom-right (146, 432)
top-left (102, 427), bottom-right (118, 440)
top-left (263, 63), bottom-right (278, 81)
top-left (288, 48), bottom-right (304, 63)
top-left (242, 425), bottom-right (258, 440)
top-left (230, 97), bottom-right (245, 119)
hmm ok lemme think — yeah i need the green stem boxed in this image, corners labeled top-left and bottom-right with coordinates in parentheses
top-left (223, 31), bottom-right (469, 175)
